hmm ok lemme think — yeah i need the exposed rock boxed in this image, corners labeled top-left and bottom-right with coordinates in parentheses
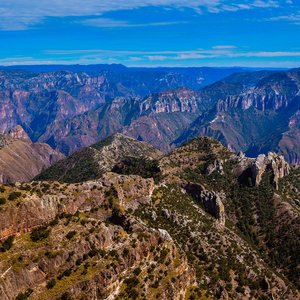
top-left (251, 152), bottom-right (290, 189)
top-left (185, 183), bottom-right (225, 226)
top-left (0, 173), bottom-right (154, 241)
top-left (199, 190), bottom-right (226, 227)
top-left (206, 159), bottom-right (224, 175)
top-left (7, 125), bottom-right (31, 142)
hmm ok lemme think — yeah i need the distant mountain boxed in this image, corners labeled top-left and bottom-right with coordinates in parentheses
top-left (176, 68), bottom-right (300, 164)
top-left (0, 66), bottom-right (246, 151)
top-left (0, 126), bottom-right (64, 183)
top-left (1, 65), bottom-right (299, 164)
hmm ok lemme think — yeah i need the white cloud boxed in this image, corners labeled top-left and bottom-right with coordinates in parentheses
top-left (268, 11), bottom-right (300, 24)
top-left (0, 0), bottom-right (285, 30)
top-left (147, 55), bottom-right (168, 61)
top-left (213, 45), bottom-right (237, 49)
top-left (44, 48), bottom-right (300, 61)
top-left (82, 18), bottom-right (188, 28)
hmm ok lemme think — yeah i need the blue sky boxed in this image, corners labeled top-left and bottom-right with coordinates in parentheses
top-left (0, 0), bottom-right (300, 67)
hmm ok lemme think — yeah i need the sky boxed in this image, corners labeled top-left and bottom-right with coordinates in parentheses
top-left (0, 0), bottom-right (300, 67)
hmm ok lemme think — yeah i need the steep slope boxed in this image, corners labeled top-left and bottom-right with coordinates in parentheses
top-left (176, 68), bottom-right (300, 163)
top-left (0, 174), bottom-right (195, 300)
top-left (36, 134), bottom-right (162, 183)
top-left (0, 126), bottom-right (64, 183)
top-left (38, 89), bottom-right (202, 154)
top-left (0, 136), bottom-right (299, 299)
top-left (0, 66), bottom-right (243, 143)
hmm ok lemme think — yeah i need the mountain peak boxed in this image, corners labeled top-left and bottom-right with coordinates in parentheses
top-left (37, 135), bottom-right (162, 183)
top-left (7, 125), bottom-right (31, 142)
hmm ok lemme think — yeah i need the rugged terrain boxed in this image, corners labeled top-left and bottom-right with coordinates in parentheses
top-left (0, 126), bottom-right (64, 183)
top-left (1, 66), bottom-right (300, 164)
top-left (0, 66), bottom-right (241, 153)
top-left (36, 134), bottom-right (162, 183)
top-left (0, 136), bottom-right (299, 300)
top-left (176, 68), bottom-right (300, 164)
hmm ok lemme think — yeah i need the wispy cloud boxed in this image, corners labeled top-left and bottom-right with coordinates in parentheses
top-left (82, 18), bottom-right (188, 28)
top-left (45, 48), bottom-right (300, 59)
top-left (213, 45), bottom-right (237, 49)
top-left (0, 0), bottom-right (285, 30)
top-left (268, 11), bottom-right (300, 25)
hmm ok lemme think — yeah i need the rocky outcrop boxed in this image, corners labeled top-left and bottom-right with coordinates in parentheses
top-left (206, 159), bottom-right (224, 175)
top-left (199, 190), bottom-right (226, 226)
top-left (0, 173), bottom-right (154, 241)
top-left (7, 125), bottom-right (31, 142)
top-left (140, 88), bottom-right (201, 114)
top-left (251, 152), bottom-right (290, 189)
top-left (185, 183), bottom-right (225, 226)
top-left (0, 173), bottom-right (195, 300)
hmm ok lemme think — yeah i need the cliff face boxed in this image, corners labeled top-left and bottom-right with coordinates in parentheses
top-left (176, 68), bottom-right (300, 164)
top-left (0, 126), bottom-right (64, 184)
top-left (234, 151), bottom-right (291, 189)
top-left (2, 68), bottom-right (300, 164)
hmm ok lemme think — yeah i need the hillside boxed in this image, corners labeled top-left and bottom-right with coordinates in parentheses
top-left (36, 133), bottom-right (162, 183)
top-left (0, 126), bottom-right (64, 183)
top-left (0, 136), bottom-right (299, 299)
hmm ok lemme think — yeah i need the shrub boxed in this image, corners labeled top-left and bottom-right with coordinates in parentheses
top-left (0, 235), bottom-right (14, 252)
top-left (133, 267), bottom-right (142, 276)
top-left (0, 197), bottom-right (6, 205)
top-left (66, 230), bottom-right (76, 240)
top-left (15, 289), bottom-right (33, 300)
top-left (46, 278), bottom-right (56, 289)
top-left (60, 292), bottom-right (72, 300)
top-left (30, 226), bottom-right (51, 242)
top-left (8, 192), bottom-right (22, 201)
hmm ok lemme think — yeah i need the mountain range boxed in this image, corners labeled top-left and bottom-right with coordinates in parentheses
top-left (0, 65), bottom-right (299, 164)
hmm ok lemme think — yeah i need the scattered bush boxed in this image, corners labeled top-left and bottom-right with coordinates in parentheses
top-left (30, 226), bottom-right (51, 242)
top-left (0, 197), bottom-right (6, 205)
top-left (66, 230), bottom-right (76, 240)
top-left (46, 278), bottom-right (56, 289)
top-left (8, 192), bottom-right (22, 201)
top-left (60, 292), bottom-right (72, 300)
top-left (0, 235), bottom-right (14, 252)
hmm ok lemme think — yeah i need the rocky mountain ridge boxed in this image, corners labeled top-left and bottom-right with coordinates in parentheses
top-left (0, 135), bottom-right (299, 299)
top-left (36, 134), bottom-right (162, 183)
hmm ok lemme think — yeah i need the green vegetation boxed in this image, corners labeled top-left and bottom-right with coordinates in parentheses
top-left (46, 278), bottom-right (56, 289)
top-left (65, 230), bottom-right (76, 240)
top-left (8, 191), bottom-right (22, 201)
top-left (112, 157), bottom-right (161, 181)
top-left (15, 289), bottom-right (33, 300)
top-left (30, 226), bottom-right (51, 242)
top-left (0, 235), bottom-right (14, 252)
top-left (36, 148), bottom-right (101, 183)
